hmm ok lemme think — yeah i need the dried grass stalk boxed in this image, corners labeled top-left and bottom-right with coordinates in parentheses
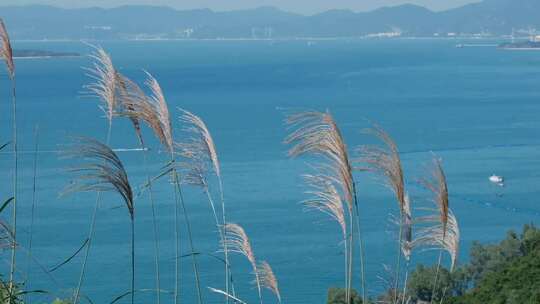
top-left (284, 110), bottom-right (366, 304)
top-left (63, 137), bottom-right (136, 304)
top-left (177, 108), bottom-right (233, 301)
top-left (208, 287), bottom-right (247, 304)
top-left (1, 19), bottom-right (17, 303)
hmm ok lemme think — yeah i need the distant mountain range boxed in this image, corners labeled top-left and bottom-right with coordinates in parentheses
top-left (1, 0), bottom-right (539, 40)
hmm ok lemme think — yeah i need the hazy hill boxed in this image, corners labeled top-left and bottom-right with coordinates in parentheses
top-left (0, 0), bottom-right (539, 39)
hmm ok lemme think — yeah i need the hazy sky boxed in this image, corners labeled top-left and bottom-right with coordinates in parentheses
top-left (2, 0), bottom-right (481, 14)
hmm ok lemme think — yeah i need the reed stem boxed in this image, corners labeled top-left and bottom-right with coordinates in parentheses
top-left (8, 78), bottom-right (17, 304)
top-left (430, 249), bottom-right (444, 304)
top-left (140, 141), bottom-right (161, 304)
top-left (172, 168), bottom-right (203, 304)
top-left (401, 259), bottom-right (410, 304)
top-left (347, 213), bottom-right (354, 304)
top-left (352, 182), bottom-right (367, 304)
top-left (218, 179), bottom-right (233, 303)
top-left (394, 212), bottom-right (403, 304)
top-left (131, 217), bottom-right (135, 304)
top-left (25, 125), bottom-right (40, 304)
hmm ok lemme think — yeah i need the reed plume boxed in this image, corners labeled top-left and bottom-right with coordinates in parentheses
top-left (73, 46), bottom-right (120, 304)
top-left (302, 173), bottom-right (348, 292)
top-left (116, 74), bottom-right (144, 144)
top-left (63, 138), bottom-right (136, 304)
top-left (420, 158), bottom-right (449, 237)
top-left (285, 110), bottom-right (366, 304)
top-left (143, 72), bottom-right (173, 151)
top-left (416, 157), bottom-right (451, 304)
top-left (115, 73), bottom-right (162, 304)
top-left (84, 46), bottom-right (120, 126)
top-left (0, 19), bottom-right (14, 79)
top-left (224, 223), bottom-right (262, 304)
top-left (177, 108), bottom-right (233, 301)
top-left (256, 261), bottom-right (281, 303)
top-left (356, 126), bottom-right (406, 303)
top-left (1, 19), bottom-right (17, 304)
top-left (121, 72), bottom-right (203, 304)
top-left (302, 174), bottom-right (347, 241)
top-left (412, 208), bottom-right (460, 271)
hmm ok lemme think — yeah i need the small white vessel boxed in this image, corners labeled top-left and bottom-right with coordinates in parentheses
top-left (489, 174), bottom-right (504, 184)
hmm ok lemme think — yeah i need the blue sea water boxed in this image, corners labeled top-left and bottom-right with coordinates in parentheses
top-left (0, 38), bottom-right (539, 303)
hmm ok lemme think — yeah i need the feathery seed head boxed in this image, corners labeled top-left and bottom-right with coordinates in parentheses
top-left (178, 108), bottom-right (221, 178)
top-left (357, 126), bottom-right (405, 213)
top-left (63, 137), bottom-right (134, 219)
top-left (223, 223), bottom-right (256, 267)
top-left (84, 46), bottom-right (120, 124)
top-left (302, 174), bottom-right (347, 241)
top-left (0, 19), bottom-right (14, 79)
top-left (285, 111), bottom-right (355, 208)
top-left (412, 209), bottom-right (460, 271)
top-left (420, 157), bottom-right (449, 236)
top-left (257, 261), bottom-right (281, 303)
top-left (145, 72), bottom-right (173, 152)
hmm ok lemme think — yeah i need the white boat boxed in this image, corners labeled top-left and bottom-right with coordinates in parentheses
top-left (489, 174), bottom-right (504, 184)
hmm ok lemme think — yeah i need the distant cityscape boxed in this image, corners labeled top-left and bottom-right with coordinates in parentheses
top-left (1, 0), bottom-right (539, 40)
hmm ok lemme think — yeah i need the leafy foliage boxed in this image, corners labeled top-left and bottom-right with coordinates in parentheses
top-left (402, 224), bottom-right (540, 303)
top-left (407, 265), bottom-right (453, 302)
top-left (327, 287), bottom-right (363, 304)
top-left (447, 225), bottom-right (540, 304)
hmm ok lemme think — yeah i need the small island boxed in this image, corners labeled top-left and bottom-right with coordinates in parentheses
top-left (13, 49), bottom-right (80, 58)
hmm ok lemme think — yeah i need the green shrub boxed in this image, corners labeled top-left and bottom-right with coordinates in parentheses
top-left (327, 287), bottom-right (363, 304)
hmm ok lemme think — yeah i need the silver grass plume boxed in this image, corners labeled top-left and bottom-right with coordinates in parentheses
top-left (63, 137), bottom-right (136, 304)
top-left (116, 73), bottom-right (144, 144)
top-left (145, 72), bottom-right (173, 152)
top-left (84, 46), bottom-right (120, 125)
top-left (357, 126), bottom-right (405, 213)
top-left (285, 111), bottom-right (354, 209)
top-left (224, 223), bottom-right (262, 304)
top-left (63, 137), bottom-right (134, 218)
top-left (420, 157), bottom-right (449, 237)
top-left (302, 174), bottom-right (347, 241)
top-left (0, 19), bottom-right (14, 79)
top-left (256, 261), bottom-right (281, 303)
top-left (412, 209), bottom-right (460, 271)
top-left (178, 108), bottom-right (220, 179)
top-left (176, 108), bottom-right (232, 302)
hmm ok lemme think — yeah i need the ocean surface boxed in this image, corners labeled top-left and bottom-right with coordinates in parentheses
top-left (0, 38), bottom-right (539, 303)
